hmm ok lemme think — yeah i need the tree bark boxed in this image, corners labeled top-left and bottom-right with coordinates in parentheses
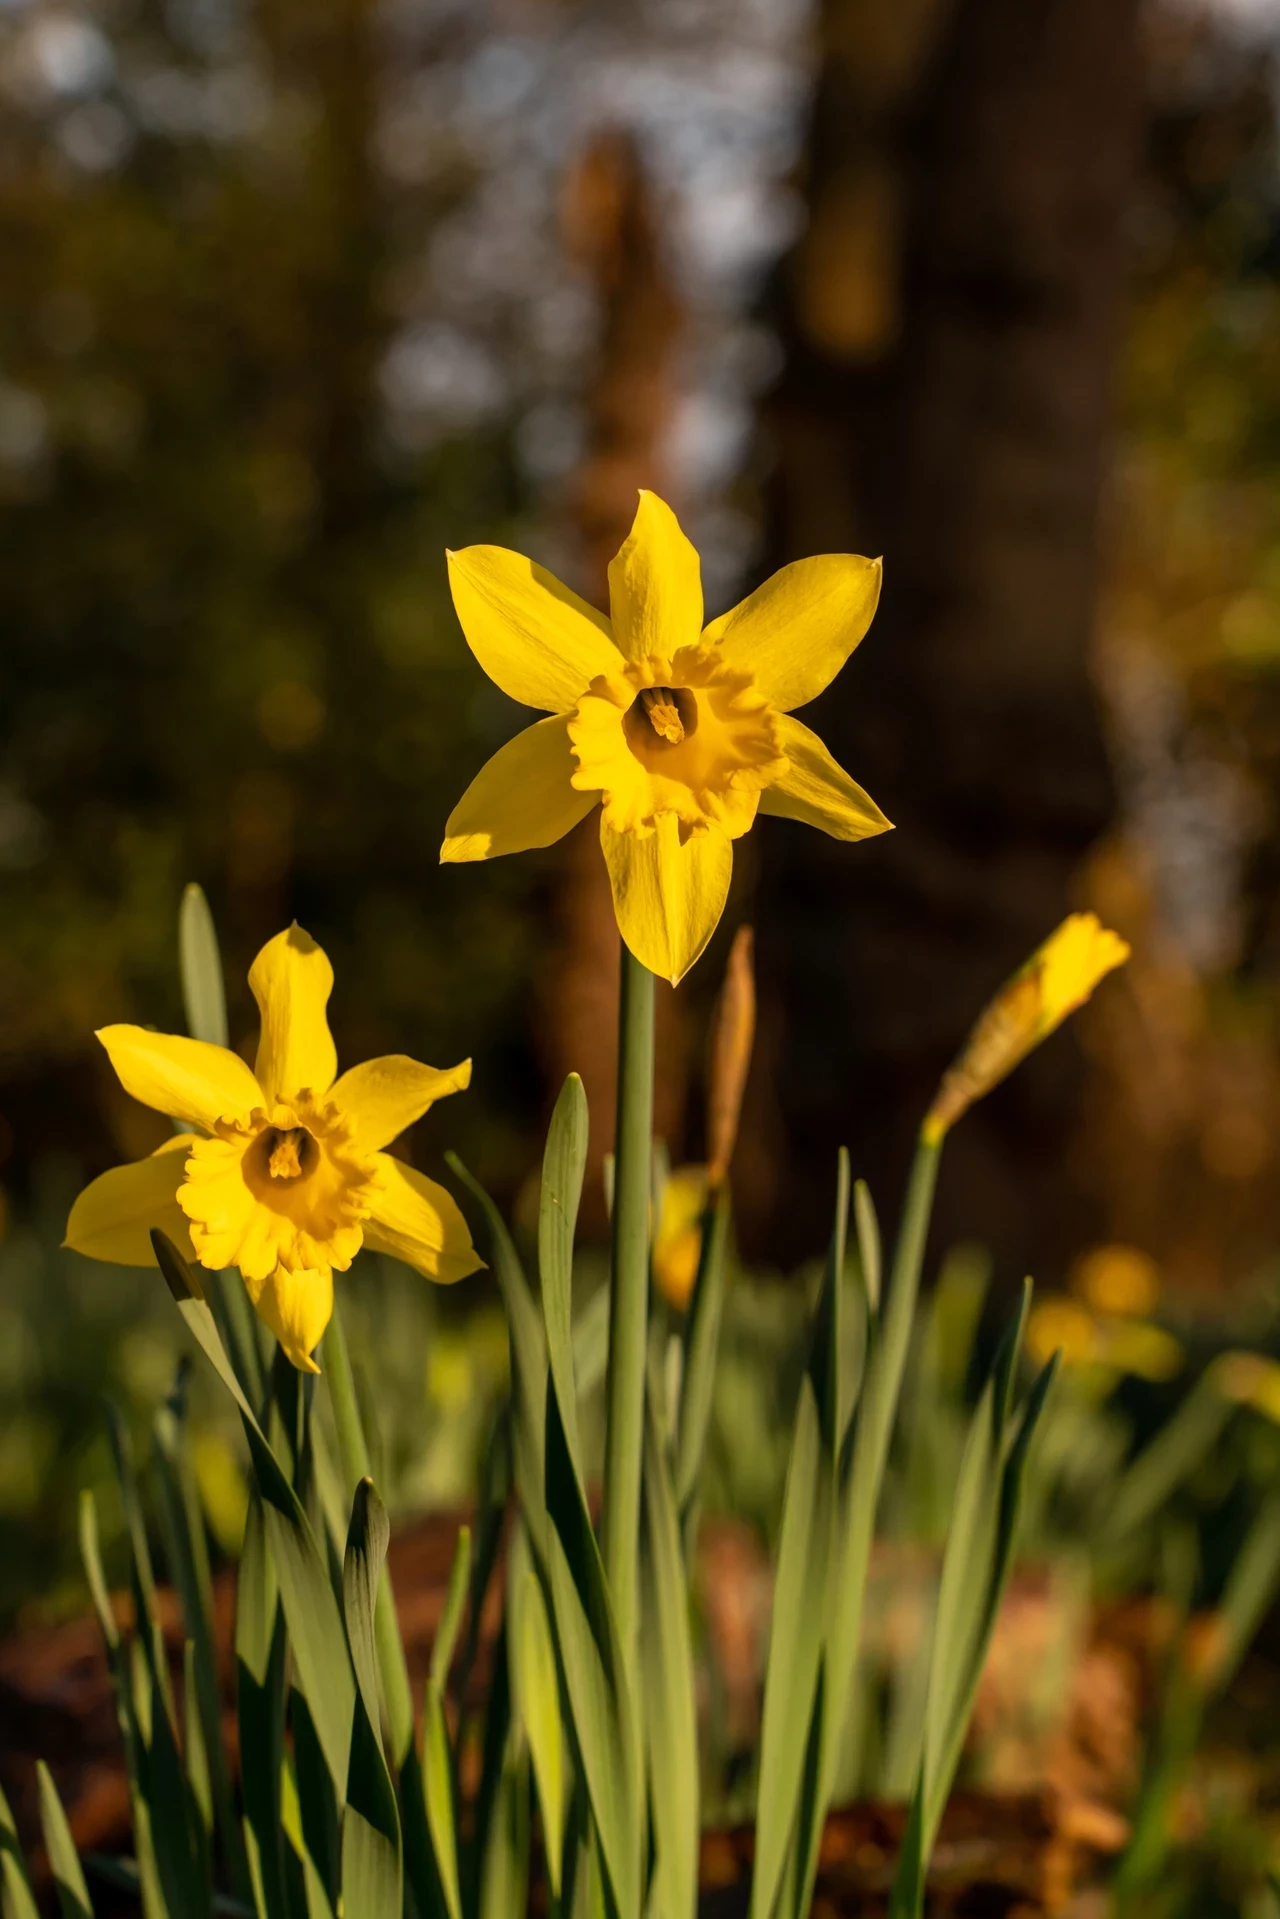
top-left (750, 0), bottom-right (1140, 1274)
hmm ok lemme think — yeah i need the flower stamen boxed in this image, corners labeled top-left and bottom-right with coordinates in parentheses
top-left (639, 686), bottom-right (686, 745)
top-left (267, 1128), bottom-right (309, 1181)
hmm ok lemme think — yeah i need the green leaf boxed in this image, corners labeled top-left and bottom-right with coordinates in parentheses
top-left (422, 1685), bottom-right (462, 1919)
top-left (154, 1368), bottom-right (249, 1899)
top-left (508, 1524), bottom-right (566, 1898)
top-left (853, 1179), bottom-right (880, 1315)
top-left (540, 1074), bottom-right (589, 1482)
top-left (888, 1328), bottom-right (1060, 1919)
top-left (477, 1735), bottom-right (530, 1919)
top-left (0, 1779), bottom-right (39, 1919)
top-left (235, 1499), bottom-right (291, 1919)
top-left (748, 1374), bottom-right (831, 1919)
top-left (639, 1375), bottom-right (698, 1919)
top-left (674, 1187), bottom-right (731, 1530)
top-left (37, 1763), bottom-right (94, 1919)
top-left (543, 1353), bottom-right (643, 1919)
top-left (153, 1230), bottom-right (355, 1794)
top-left (340, 1480), bottom-right (402, 1919)
top-left (431, 1525), bottom-right (473, 1694)
top-left (749, 1150), bottom-right (853, 1919)
top-left (447, 1157), bottom-right (548, 1552)
top-left (179, 882), bottom-right (229, 1049)
top-left (1103, 1370), bottom-right (1235, 1548)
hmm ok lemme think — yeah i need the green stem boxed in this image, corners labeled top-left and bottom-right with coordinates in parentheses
top-left (600, 942), bottom-right (656, 1664)
top-left (321, 1305), bottom-right (416, 1766)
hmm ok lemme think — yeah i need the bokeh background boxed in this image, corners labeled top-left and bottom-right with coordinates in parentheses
top-left (5, 0), bottom-right (1280, 1625)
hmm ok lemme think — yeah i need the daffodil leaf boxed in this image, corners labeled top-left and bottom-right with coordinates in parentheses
top-left (153, 1374), bottom-right (248, 1901)
top-left (476, 1729), bottom-right (531, 1919)
top-left (0, 1779), bottom-right (39, 1919)
top-left (36, 1764), bottom-right (93, 1919)
top-left (179, 882), bottom-right (229, 1049)
top-left (888, 1334), bottom-right (1060, 1919)
top-left (235, 1498), bottom-right (292, 1919)
top-left (340, 1480), bottom-right (402, 1919)
top-left (422, 1685), bottom-right (462, 1919)
top-left (446, 1156), bottom-right (548, 1551)
top-left (639, 1372), bottom-right (699, 1919)
top-left (508, 1525), bottom-right (566, 1898)
top-left (853, 1179), bottom-right (880, 1315)
top-left (539, 1073), bottom-right (588, 1484)
top-left (152, 1229), bottom-right (355, 1797)
top-left (542, 1376), bottom-right (643, 1919)
top-left (674, 1186), bottom-right (731, 1538)
top-left (431, 1525), bottom-right (472, 1694)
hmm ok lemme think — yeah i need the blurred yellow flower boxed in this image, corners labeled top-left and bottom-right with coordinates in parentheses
top-left (191, 1430), bottom-right (250, 1557)
top-left (1027, 1298), bottom-right (1099, 1368)
top-left (1072, 1243), bottom-right (1160, 1319)
top-left (653, 1165), bottom-right (710, 1311)
top-left (1097, 1319), bottom-right (1183, 1383)
top-left (924, 914), bottom-right (1130, 1142)
top-left (65, 925), bottom-right (481, 1372)
top-left (441, 490), bottom-right (890, 984)
top-left (1212, 1350), bottom-right (1280, 1424)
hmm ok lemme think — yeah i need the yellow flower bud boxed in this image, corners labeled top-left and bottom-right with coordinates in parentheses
top-left (923, 913), bottom-right (1130, 1143)
top-left (706, 925), bottom-right (756, 1191)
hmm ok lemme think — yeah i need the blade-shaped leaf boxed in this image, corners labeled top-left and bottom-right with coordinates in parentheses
top-left (639, 1375), bottom-right (698, 1919)
top-left (508, 1525), bottom-right (567, 1899)
top-left (153, 1230), bottom-right (354, 1792)
top-left (540, 1074), bottom-right (589, 1482)
top-left (340, 1480), bottom-right (402, 1919)
top-left (37, 1764), bottom-right (93, 1919)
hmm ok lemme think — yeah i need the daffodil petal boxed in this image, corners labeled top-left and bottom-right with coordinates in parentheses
top-left (600, 814), bottom-right (732, 985)
top-left (441, 715), bottom-right (598, 863)
top-left (249, 924), bottom-right (338, 1104)
top-left (363, 1155), bottom-right (484, 1284)
top-left (64, 1135), bottom-right (199, 1266)
top-left (759, 716), bottom-right (893, 841)
top-left (447, 546), bottom-right (621, 712)
top-left (243, 1263), bottom-right (331, 1374)
top-left (97, 1027), bottom-right (262, 1131)
top-left (607, 492), bottom-right (704, 663)
top-left (704, 554), bottom-right (882, 712)
top-left (329, 1055), bottom-right (473, 1152)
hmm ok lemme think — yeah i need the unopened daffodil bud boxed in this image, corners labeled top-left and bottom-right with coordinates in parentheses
top-left (923, 913), bottom-right (1130, 1144)
top-left (706, 925), bottom-right (756, 1191)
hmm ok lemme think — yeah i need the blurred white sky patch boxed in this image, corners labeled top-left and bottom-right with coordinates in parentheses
top-left (376, 0), bottom-right (820, 603)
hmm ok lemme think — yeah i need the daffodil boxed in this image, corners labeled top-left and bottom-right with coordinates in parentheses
top-left (441, 491), bottom-right (891, 983)
top-left (65, 925), bottom-right (482, 1372)
top-left (923, 913), bottom-right (1131, 1143)
top-left (652, 1165), bottom-right (710, 1311)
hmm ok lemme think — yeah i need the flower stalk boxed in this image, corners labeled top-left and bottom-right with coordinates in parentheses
top-left (601, 941), bottom-right (657, 1665)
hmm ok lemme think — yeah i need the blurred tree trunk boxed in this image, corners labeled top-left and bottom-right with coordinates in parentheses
top-left (544, 132), bottom-right (689, 1226)
top-left (749, 0), bottom-right (1140, 1274)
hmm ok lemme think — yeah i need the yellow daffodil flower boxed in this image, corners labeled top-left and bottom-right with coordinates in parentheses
top-left (441, 490), bottom-right (891, 983)
top-left (65, 925), bottom-right (482, 1372)
top-left (653, 1165), bottom-right (710, 1311)
top-left (1071, 1242), bottom-right (1160, 1319)
top-left (924, 913), bottom-right (1131, 1142)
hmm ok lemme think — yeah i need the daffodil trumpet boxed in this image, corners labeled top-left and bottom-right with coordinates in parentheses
top-left (65, 924), bottom-right (482, 1372)
top-left (441, 489), bottom-right (891, 985)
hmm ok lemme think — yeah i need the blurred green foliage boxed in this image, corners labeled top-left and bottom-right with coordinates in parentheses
top-left (0, 0), bottom-right (558, 1210)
